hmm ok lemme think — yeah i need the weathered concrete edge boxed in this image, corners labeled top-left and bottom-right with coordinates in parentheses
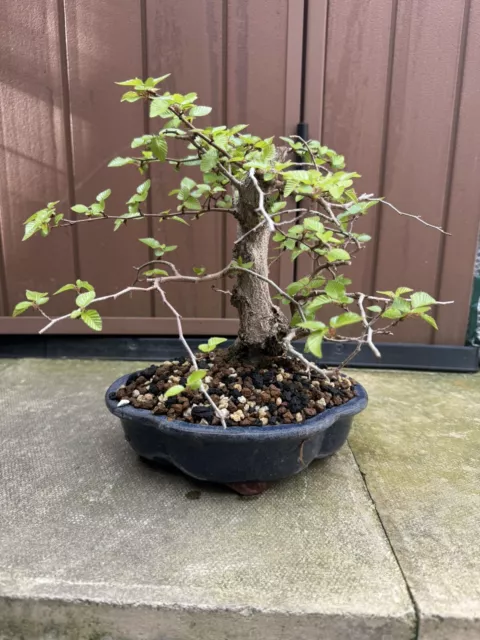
top-left (0, 593), bottom-right (416, 640)
top-left (349, 444), bottom-right (480, 640)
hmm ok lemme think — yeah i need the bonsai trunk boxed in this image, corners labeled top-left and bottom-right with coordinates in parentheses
top-left (230, 178), bottom-right (290, 361)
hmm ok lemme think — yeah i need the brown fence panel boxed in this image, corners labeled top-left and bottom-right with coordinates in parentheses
top-left (64, 0), bottom-right (152, 317)
top-left (0, 1), bottom-right (77, 318)
top-left (224, 0), bottom-right (301, 317)
top-left (436, 0), bottom-right (480, 345)
top-left (146, 0), bottom-right (226, 321)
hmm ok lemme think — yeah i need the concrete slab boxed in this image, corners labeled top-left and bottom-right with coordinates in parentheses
top-left (351, 369), bottom-right (480, 640)
top-left (0, 359), bottom-right (414, 639)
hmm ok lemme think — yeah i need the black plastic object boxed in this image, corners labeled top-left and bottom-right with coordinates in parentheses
top-left (105, 372), bottom-right (368, 484)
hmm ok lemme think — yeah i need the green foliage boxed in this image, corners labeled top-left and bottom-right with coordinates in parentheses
top-left (186, 369), bottom-right (207, 390)
top-left (164, 385), bottom-right (185, 399)
top-left (16, 74), bottom-right (445, 361)
top-left (198, 337), bottom-right (228, 353)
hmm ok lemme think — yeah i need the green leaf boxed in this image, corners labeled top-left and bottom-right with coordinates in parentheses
top-left (382, 308), bottom-right (404, 319)
top-left (12, 301), bottom-right (33, 317)
top-left (200, 148), bottom-right (218, 173)
top-left (164, 245), bottom-right (177, 252)
top-left (108, 156), bottom-right (135, 168)
top-left (325, 280), bottom-right (346, 300)
top-left (76, 291), bottom-right (96, 308)
top-left (186, 370), bottom-right (207, 388)
top-left (356, 234), bottom-right (372, 242)
top-left (71, 204), bottom-right (89, 214)
top-left (170, 215), bottom-right (189, 225)
top-left (367, 305), bottom-right (382, 313)
top-left (164, 385), bottom-right (185, 399)
top-left (80, 309), bottom-right (102, 331)
top-left (198, 337), bottom-right (227, 352)
top-left (76, 279), bottom-right (94, 291)
top-left (25, 290), bottom-right (48, 303)
top-left (189, 105), bottom-right (212, 117)
top-left (152, 73), bottom-right (171, 85)
top-left (139, 237), bottom-right (161, 250)
top-left (303, 217), bottom-right (324, 233)
top-left (420, 314), bottom-right (438, 330)
top-left (121, 91), bottom-right (141, 103)
top-left (96, 189), bottom-right (111, 203)
top-left (54, 284), bottom-right (76, 295)
top-left (298, 321), bottom-right (327, 332)
top-left (116, 78), bottom-right (143, 86)
top-left (151, 137), bottom-right (168, 161)
top-left (184, 197), bottom-right (202, 211)
top-left (70, 309), bottom-right (82, 319)
top-left (137, 179), bottom-right (151, 196)
top-left (305, 332), bottom-right (325, 358)
top-left (395, 287), bottom-right (414, 297)
top-left (150, 97), bottom-right (171, 118)
top-left (330, 312), bottom-right (362, 329)
top-left (193, 267), bottom-right (206, 276)
top-left (326, 248), bottom-right (351, 263)
top-left (410, 291), bottom-right (436, 309)
top-left (377, 290), bottom-right (396, 298)
top-left (143, 269), bottom-right (168, 277)
top-left (270, 201), bottom-right (286, 214)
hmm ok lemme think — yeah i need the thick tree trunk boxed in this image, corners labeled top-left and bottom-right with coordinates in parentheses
top-left (229, 178), bottom-right (290, 360)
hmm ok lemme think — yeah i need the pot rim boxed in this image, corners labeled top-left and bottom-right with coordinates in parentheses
top-left (106, 372), bottom-right (368, 440)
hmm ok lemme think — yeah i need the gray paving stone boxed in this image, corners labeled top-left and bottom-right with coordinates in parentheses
top-left (351, 369), bottom-right (480, 640)
top-left (0, 359), bottom-right (414, 639)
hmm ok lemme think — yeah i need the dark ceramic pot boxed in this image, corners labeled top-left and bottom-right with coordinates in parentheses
top-left (105, 373), bottom-right (368, 484)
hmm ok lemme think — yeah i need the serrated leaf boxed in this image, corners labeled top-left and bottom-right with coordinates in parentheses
top-left (139, 237), bottom-right (161, 249)
top-left (26, 290), bottom-right (48, 303)
top-left (12, 301), bottom-right (33, 317)
top-left (150, 97), bottom-right (171, 118)
top-left (305, 332), bottom-right (324, 358)
top-left (395, 287), bottom-right (414, 296)
top-left (367, 305), bottom-right (382, 313)
top-left (143, 269), bottom-right (168, 277)
top-left (190, 105), bottom-right (212, 117)
top-left (325, 280), bottom-right (346, 300)
top-left (76, 279), bottom-right (94, 291)
top-left (80, 309), bottom-right (102, 331)
top-left (326, 248), bottom-right (350, 263)
top-left (54, 284), bottom-right (76, 295)
top-left (377, 290), bottom-right (396, 298)
top-left (303, 217), bottom-right (324, 233)
top-left (116, 78), bottom-right (143, 86)
top-left (108, 156), bottom-right (135, 168)
top-left (420, 314), bottom-right (438, 330)
top-left (76, 291), bottom-right (96, 308)
top-left (382, 308), bottom-right (404, 319)
top-left (410, 291), bottom-right (436, 309)
top-left (71, 204), bottom-right (89, 214)
top-left (298, 321), bottom-right (327, 332)
top-left (270, 201), bottom-right (286, 214)
top-left (137, 179), bottom-right (151, 196)
top-left (164, 385), bottom-right (185, 399)
top-left (151, 137), bottom-right (168, 161)
top-left (96, 189), bottom-right (111, 203)
top-left (184, 197), bottom-right (202, 211)
top-left (121, 91), bottom-right (141, 103)
top-left (200, 148), bottom-right (218, 173)
top-left (23, 220), bottom-right (39, 241)
top-left (330, 312), bottom-right (362, 329)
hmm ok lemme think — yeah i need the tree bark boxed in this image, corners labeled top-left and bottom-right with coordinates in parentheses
top-left (229, 177), bottom-right (290, 360)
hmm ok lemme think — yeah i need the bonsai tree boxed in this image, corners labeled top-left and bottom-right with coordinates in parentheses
top-left (15, 75), bottom-right (450, 427)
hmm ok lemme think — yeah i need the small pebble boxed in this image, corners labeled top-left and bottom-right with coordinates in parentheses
top-left (117, 399), bottom-right (130, 407)
top-left (231, 410), bottom-right (245, 422)
top-left (276, 374), bottom-right (283, 382)
top-left (132, 389), bottom-right (140, 398)
top-left (260, 417), bottom-right (269, 426)
top-left (276, 397), bottom-right (282, 406)
top-left (295, 412), bottom-right (303, 423)
top-left (238, 395), bottom-right (247, 404)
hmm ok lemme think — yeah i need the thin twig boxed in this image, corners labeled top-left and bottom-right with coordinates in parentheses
top-left (248, 168), bottom-right (276, 232)
top-left (154, 281), bottom-right (227, 428)
top-left (357, 293), bottom-right (381, 358)
top-left (285, 342), bottom-right (329, 380)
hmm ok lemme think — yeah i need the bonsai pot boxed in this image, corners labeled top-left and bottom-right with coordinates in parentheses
top-left (105, 371), bottom-right (368, 485)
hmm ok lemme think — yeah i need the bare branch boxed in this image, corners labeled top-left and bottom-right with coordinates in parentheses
top-left (248, 168), bottom-right (276, 232)
top-left (284, 342), bottom-right (329, 380)
top-left (357, 293), bottom-right (381, 358)
top-left (154, 281), bottom-right (227, 428)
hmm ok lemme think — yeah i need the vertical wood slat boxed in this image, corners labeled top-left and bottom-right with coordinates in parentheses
top-left (225, 0), bottom-right (299, 318)
top-left (318, 0), bottom-right (395, 296)
top-left (436, 0), bottom-right (480, 344)
top-left (64, 0), bottom-right (151, 316)
top-left (0, 0), bottom-right (76, 316)
top-left (146, 0), bottom-right (225, 320)
top-left (374, 0), bottom-right (467, 343)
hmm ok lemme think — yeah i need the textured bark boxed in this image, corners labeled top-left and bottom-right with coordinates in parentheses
top-left (230, 177), bottom-right (289, 360)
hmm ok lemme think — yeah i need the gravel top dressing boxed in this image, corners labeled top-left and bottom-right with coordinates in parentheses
top-left (112, 350), bottom-right (357, 427)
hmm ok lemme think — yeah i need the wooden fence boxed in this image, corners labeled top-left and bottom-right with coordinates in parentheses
top-left (1, 0), bottom-right (479, 344)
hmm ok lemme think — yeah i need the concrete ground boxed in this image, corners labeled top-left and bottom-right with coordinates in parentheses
top-left (0, 359), bottom-right (478, 640)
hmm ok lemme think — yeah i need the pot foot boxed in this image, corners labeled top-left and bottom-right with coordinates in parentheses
top-left (226, 481), bottom-right (269, 496)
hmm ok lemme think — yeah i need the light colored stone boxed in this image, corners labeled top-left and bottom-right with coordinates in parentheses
top-left (0, 359), bottom-right (414, 640)
top-left (350, 369), bottom-right (480, 640)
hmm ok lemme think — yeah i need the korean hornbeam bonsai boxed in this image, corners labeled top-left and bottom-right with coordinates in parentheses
top-left (15, 75), bottom-right (450, 428)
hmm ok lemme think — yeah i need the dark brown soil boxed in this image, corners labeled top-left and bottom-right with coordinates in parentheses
top-left (113, 350), bottom-right (357, 427)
